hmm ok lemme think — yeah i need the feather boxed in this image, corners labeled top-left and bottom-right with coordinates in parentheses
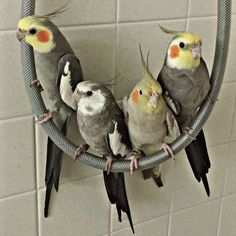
top-left (139, 43), bottom-right (155, 81)
top-left (35, 2), bottom-right (69, 19)
top-left (159, 25), bottom-right (184, 35)
top-left (103, 172), bottom-right (134, 234)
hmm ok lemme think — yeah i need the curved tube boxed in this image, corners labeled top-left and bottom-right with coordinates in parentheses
top-left (20, 0), bottom-right (231, 172)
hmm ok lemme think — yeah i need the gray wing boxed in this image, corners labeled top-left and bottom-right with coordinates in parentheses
top-left (56, 54), bottom-right (83, 111)
top-left (108, 105), bottom-right (131, 158)
top-left (157, 59), bottom-right (210, 123)
top-left (157, 66), bottom-right (181, 115)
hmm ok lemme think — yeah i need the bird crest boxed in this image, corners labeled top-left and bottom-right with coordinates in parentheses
top-left (159, 25), bottom-right (185, 35)
top-left (138, 44), bottom-right (155, 82)
top-left (35, 2), bottom-right (68, 20)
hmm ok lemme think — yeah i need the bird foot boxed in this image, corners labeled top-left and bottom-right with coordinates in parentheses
top-left (105, 155), bottom-right (116, 174)
top-left (128, 151), bottom-right (139, 175)
top-left (74, 144), bottom-right (89, 160)
top-left (36, 111), bottom-right (53, 124)
top-left (160, 143), bottom-right (175, 159)
top-left (181, 126), bottom-right (196, 141)
top-left (30, 79), bottom-right (44, 92)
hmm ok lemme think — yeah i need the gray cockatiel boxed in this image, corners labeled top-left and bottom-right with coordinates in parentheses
top-left (16, 8), bottom-right (83, 217)
top-left (73, 81), bottom-right (135, 233)
top-left (122, 45), bottom-right (177, 186)
top-left (157, 26), bottom-right (211, 196)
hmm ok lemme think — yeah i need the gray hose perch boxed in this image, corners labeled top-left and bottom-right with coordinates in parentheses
top-left (20, 0), bottom-right (231, 172)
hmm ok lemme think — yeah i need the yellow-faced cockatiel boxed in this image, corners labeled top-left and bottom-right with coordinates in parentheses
top-left (157, 26), bottom-right (211, 196)
top-left (72, 81), bottom-right (135, 233)
top-left (122, 45), bottom-right (177, 186)
top-left (16, 7), bottom-right (83, 216)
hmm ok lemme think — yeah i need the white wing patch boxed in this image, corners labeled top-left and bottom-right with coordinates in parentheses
top-left (60, 61), bottom-right (77, 110)
top-left (164, 93), bottom-right (178, 115)
top-left (108, 121), bottom-right (129, 157)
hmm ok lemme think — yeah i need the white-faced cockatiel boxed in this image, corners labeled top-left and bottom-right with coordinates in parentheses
top-left (16, 7), bottom-right (83, 217)
top-left (72, 81), bottom-right (135, 233)
top-left (157, 26), bottom-right (211, 196)
top-left (122, 45), bottom-right (177, 186)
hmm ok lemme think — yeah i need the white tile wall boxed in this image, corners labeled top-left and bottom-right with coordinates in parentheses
top-left (1, 1), bottom-right (235, 236)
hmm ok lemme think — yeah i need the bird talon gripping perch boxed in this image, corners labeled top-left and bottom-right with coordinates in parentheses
top-left (36, 111), bottom-right (53, 124)
top-left (74, 144), bottom-right (89, 160)
top-left (128, 151), bottom-right (139, 175)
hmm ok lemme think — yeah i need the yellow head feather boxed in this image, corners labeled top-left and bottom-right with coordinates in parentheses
top-left (18, 16), bottom-right (55, 53)
top-left (17, 4), bottom-right (68, 53)
top-left (160, 25), bottom-right (202, 70)
top-left (130, 45), bottom-right (165, 114)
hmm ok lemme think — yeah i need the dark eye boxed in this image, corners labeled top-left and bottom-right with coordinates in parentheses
top-left (29, 28), bottom-right (37, 35)
top-left (179, 42), bottom-right (185, 48)
top-left (139, 90), bottom-right (143, 95)
top-left (86, 91), bottom-right (93, 96)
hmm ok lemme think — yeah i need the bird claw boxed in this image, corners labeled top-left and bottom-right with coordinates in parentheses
top-left (30, 79), bottom-right (44, 92)
top-left (74, 144), bottom-right (89, 160)
top-left (129, 151), bottom-right (139, 174)
top-left (36, 111), bottom-right (53, 124)
top-left (161, 143), bottom-right (175, 159)
top-left (105, 155), bottom-right (116, 174)
top-left (181, 126), bottom-right (196, 141)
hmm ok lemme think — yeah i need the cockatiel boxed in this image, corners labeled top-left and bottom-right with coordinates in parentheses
top-left (16, 7), bottom-right (83, 217)
top-left (157, 26), bottom-right (211, 196)
top-left (73, 81), bottom-right (135, 233)
top-left (122, 45), bottom-right (177, 186)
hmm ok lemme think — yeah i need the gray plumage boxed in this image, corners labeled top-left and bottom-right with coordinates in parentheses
top-left (17, 15), bottom-right (83, 217)
top-left (73, 81), bottom-right (134, 233)
top-left (159, 58), bottom-right (210, 125)
top-left (157, 29), bottom-right (211, 196)
top-left (123, 46), bottom-right (177, 185)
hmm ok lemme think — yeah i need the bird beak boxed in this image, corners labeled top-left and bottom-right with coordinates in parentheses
top-left (192, 44), bottom-right (202, 59)
top-left (16, 29), bottom-right (26, 41)
top-left (149, 93), bottom-right (159, 108)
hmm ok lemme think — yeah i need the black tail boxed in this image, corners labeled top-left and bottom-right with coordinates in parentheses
top-left (184, 129), bottom-right (211, 196)
top-left (44, 117), bottom-right (69, 217)
top-left (103, 172), bottom-right (134, 234)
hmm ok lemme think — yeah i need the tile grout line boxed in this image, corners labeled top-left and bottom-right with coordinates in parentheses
top-left (0, 113), bottom-right (34, 123)
top-left (216, 144), bottom-right (231, 236)
top-left (113, 0), bottom-right (119, 98)
top-left (229, 87), bottom-right (236, 141)
top-left (110, 213), bottom-right (170, 234)
top-left (33, 118), bottom-right (40, 236)
top-left (0, 189), bottom-right (36, 202)
top-left (185, 0), bottom-right (190, 31)
top-left (0, 14), bottom-right (224, 33)
top-left (167, 160), bottom-right (177, 236)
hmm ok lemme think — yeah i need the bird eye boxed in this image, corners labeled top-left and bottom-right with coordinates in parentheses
top-left (179, 42), bottom-right (185, 48)
top-left (29, 28), bottom-right (37, 35)
top-left (86, 91), bottom-right (93, 96)
top-left (139, 90), bottom-right (143, 95)
top-left (192, 42), bottom-right (198, 48)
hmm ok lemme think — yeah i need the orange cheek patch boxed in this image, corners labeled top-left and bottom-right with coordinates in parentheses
top-left (170, 45), bottom-right (180, 59)
top-left (131, 90), bottom-right (139, 103)
top-left (36, 31), bottom-right (50, 42)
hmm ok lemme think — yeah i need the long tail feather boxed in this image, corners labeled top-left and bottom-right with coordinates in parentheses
top-left (184, 129), bottom-right (211, 196)
top-left (44, 116), bottom-right (70, 217)
top-left (103, 172), bottom-right (134, 233)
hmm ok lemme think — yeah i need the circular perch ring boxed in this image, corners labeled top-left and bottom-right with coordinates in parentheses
top-left (20, 0), bottom-right (231, 172)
